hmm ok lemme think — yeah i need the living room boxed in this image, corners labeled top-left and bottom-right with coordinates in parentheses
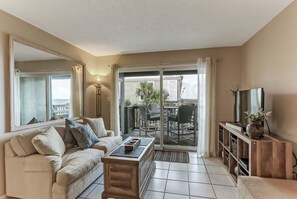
top-left (1, 0), bottom-right (297, 199)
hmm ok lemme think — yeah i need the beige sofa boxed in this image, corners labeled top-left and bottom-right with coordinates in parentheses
top-left (237, 176), bottom-right (297, 199)
top-left (4, 125), bottom-right (122, 199)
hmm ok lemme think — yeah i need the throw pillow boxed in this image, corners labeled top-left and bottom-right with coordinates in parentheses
top-left (10, 130), bottom-right (43, 156)
top-left (32, 126), bottom-right (66, 156)
top-left (83, 117), bottom-right (107, 138)
top-left (64, 118), bottom-right (78, 148)
top-left (70, 123), bottom-right (99, 149)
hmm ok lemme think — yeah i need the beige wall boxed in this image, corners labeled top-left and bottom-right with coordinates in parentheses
top-left (0, 10), bottom-right (99, 197)
top-left (94, 47), bottom-right (242, 129)
top-left (241, 1), bottom-right (297, 158)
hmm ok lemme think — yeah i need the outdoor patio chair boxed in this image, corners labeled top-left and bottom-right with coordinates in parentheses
top-left (148, 103), bottom-right (160, 115)
top-left (138, 104), bottom-right (160, 137)
top-left (167, 104), bottom-right (197, 144)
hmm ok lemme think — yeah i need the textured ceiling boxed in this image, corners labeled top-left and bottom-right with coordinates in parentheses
top-left (0, 0), bottom-right (294, 56)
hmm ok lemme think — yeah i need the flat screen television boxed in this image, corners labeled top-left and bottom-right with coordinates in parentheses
top-left (235, 88), bottom-right (264, 127)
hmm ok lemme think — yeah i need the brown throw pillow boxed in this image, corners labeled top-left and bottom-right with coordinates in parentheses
top-left (83, 117), bottom-right (107, 138)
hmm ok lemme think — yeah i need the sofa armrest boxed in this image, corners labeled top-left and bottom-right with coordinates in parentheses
top-left (5, 142), bottom-right (17, 157)
top-left (106, 130), bottom-right (114, 137)
top-left (24, 154), bottom-right (62, 172)
top-left (23, 154), bottom-right (62, 199)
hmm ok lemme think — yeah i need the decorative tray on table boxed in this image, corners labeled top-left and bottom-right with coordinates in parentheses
top-left (124, 138), bottom-right (140, 151)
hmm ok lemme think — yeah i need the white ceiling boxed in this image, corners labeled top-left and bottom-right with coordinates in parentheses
top-left (0, 0), bottom-right (294, 56)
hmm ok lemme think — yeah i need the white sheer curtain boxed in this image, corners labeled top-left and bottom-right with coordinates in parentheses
top-left (110, 64), bottom-right (120, 136)
top-left (14, 69), bottom-right (21, 126)
top-left (197, 57), bottom-right (217, 157)
top-left (71, 65), bottom-right (83, 117)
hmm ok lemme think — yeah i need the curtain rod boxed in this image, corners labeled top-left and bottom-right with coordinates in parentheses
top-left (120, 62), bottom-right (194, 68)
top-left (119, 58), bottom-right (219, 69)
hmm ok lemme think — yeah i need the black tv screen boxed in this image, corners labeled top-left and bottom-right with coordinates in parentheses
top-left (235, 88), bottom-right (264, 126)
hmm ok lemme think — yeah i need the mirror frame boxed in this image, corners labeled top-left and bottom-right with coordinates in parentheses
top-left (9, 35), bottom-right (86, 131)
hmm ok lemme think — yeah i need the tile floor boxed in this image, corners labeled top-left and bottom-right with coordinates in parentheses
top-left (77, 152), bottom-right (239, 199)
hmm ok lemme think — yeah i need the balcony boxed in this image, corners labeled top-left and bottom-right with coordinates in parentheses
top-left (121, 104), bottom-right (198, 146)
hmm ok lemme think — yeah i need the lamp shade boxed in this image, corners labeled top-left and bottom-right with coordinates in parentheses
top-left (92, 75), bottom-right (105, 87)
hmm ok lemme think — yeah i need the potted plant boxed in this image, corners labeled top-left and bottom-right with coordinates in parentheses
top-left (124, 99), bottom-right (131, 107)
top-left (245, 109), bottom-right (272, 139)
top-left (135, 81), bottom-right (153, 104)
top-left (135, 81), bottom-right (170, 105)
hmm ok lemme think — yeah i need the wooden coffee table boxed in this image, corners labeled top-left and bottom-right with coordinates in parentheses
top-left (101, 137), bottom-right (155, 199)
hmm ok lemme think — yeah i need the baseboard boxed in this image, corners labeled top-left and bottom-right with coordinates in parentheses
top-left (0, 195), bottom-right (8, 199)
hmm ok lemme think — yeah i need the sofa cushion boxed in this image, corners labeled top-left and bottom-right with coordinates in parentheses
top-left (70, 124), bottom-right (99, 149)
top-left (57, 148), bottom-right (104, 186)
top-left (10, 129), bottom-right (43, 156)
top-left (83, 117), bottom-right (107, 137)
top-left (238, 176), bottom-right (297, 199)
top-left (54, 125), bottom-right (66, 140)
top-left (92, 136), bottom-right (122, 153)
top-left (64, 119), bottom-right (78, 148)
top-left (32, 126), bottom-right (66, 156)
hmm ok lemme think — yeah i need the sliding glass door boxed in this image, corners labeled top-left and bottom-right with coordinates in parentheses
top-left (162, 70), bottom-right (198, 149)
top-left (119, 71), bottom-right (162, 145)
top-left (119, 67), bottom-right (198, 150)
top-left (17, 73), bottom-right (71, 125)
top-left (50, 75), bottom-right (71, 119)
top-left (19, 75), bottom-right (47, 125)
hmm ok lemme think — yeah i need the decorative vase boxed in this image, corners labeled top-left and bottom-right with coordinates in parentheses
top-left (246, 122), bottom-right (264, 139)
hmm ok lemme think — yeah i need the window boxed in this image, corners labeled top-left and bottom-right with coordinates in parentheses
top-left (50, 75), bottom-right (71, 118)
top-left (18, 73), bottom-right (71, 125)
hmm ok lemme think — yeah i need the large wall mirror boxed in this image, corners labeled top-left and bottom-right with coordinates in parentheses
top-left (9, 36), bottom-right (85, 131)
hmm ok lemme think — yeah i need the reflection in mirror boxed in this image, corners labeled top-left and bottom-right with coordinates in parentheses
top-left (11, 37), bottom-right (84, 129)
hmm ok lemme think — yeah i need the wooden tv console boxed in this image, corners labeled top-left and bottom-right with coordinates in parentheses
top-left (217, 122), bottom-right (292, 182)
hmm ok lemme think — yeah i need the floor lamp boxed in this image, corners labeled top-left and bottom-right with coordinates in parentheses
top-left (92, 75), bottom-right (104, 117)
